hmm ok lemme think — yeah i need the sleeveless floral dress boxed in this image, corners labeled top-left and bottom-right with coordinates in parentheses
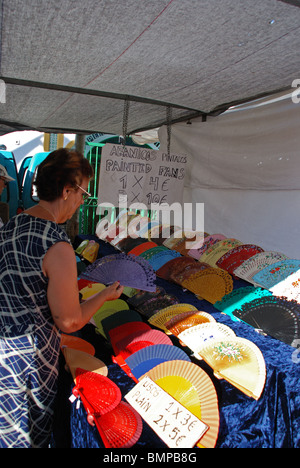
top-left (0, 213), bottom-right (70, 447)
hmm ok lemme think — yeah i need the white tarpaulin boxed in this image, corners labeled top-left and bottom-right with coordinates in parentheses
top-left (158, 90), bottom-right (300, 258)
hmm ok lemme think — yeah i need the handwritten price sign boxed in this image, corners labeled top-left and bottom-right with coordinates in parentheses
top-left (98, 144), bottom-right (188, 209)
top-left (125, 376), bottom-right (208, 448)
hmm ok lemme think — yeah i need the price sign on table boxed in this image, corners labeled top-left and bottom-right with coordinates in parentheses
top-left (125, 376), bottom-right (208, 448)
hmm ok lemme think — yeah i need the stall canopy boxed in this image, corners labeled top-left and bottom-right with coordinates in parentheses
top-left (0, 0), bottom-right (300, 136)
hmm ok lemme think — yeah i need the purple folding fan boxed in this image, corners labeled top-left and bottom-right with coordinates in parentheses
top-left (80, 253), bottom-right (156, 292)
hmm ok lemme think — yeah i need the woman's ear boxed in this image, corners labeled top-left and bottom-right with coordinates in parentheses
top-left (62, 186), bottom-right (70, 201)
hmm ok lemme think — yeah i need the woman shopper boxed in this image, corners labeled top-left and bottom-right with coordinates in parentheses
top-left (0, 148), bottom-right (123, 448)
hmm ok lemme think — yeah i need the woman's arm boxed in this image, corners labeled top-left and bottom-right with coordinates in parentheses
top-left (43, 241), bottom-right (124, 333)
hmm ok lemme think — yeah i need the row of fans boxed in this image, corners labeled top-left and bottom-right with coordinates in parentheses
top-left (95, 211), bottom-right (300, 303)
top-left (68, 276), bottom-right (269, 448)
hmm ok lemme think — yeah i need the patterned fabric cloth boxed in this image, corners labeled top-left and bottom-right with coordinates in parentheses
top-left (0, 213), bottom-right (70, 447)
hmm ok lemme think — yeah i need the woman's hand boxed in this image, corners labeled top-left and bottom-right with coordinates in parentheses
top-left (103, 281), bottom-right (124, 301)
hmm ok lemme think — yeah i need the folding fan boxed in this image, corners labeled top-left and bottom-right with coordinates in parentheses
top-left (216, 244), bottom-right (264, 276)
top-left (170, 262), bottom-right (211, 286)
top-left (115, 329), bottom-right (173, 360)
top-left (140, 360), bottom-right (219, 448)
top-left (148, 303), bottom-right (198, 332)
top-left (93, 401), bottom-right (143, 448)
top-left (156, 256), bottom-right (196, 280)
top-left (214, 286), bottom-right (273, 322)
top-left (252, 259), bottom-right (300, 290)
top-left (109, 322), bottom-right (152, 350)
top-left (62, 347), bottom-right (108, 380)
top-left (135, 294), bottom-right (180, 319)
top-left (181, 268), bottom-right (233, 304)
top-left (91, 299), bottom-right (130, 337)
top-left (146, 249), bottom-right (182, 271)
top-left (125, 344), bottom-right (191, 379)
top-left (162, 232), bottom-right (185, 249)
top-left (139, 245), bottom-right (168, 260)
top-left (199, 239), bottom-right (243, 267)
top-left (127, 241), bottom-right (158, 256)
top-left (60, 334), bottom-right (95, 356)
top-left (165, 311), bottom-right (216, 336)
top-left (178, 323), bottom-right (236, 357)
top-left (199, 338), bottom-right (266, 400)
top-left (80, 253), bottom-right (157, 292)
top-left (116, 236), bottom-right (148, 253)
top-left (271, 270), bottom-right (300, 303)
top-left (127, 286), bottom-right (167, 307)
top-left (101, 309), bottom-right (143, 340)
top-left (73, 368), bottom-right (122, 418)
top-left (233, 251), bottom-right (288, 284)
top-left (232, 295), bottom-right (300, 346)
top-left (79, 282), bottom-right (106, 300)
top-left (188, 234), bottom-right (226, 260)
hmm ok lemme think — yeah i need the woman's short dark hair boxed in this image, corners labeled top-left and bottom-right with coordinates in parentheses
top-left (34, 148), bottom-right (94, 201)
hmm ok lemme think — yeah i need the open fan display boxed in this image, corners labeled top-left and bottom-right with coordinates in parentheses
top-left (188, 234), bottom-right (226, 260)
top-left (62, 347), bottom-right (108, 380)
top-left (73, 368), bottom-right (122, 417)
top-left (232, 295), bottom-right (300, 347)
top-left (94, 401), bottom-right (143, 448)
top-left (199, 239), bottom-right (243, 267)
top-left (216, 244), bottom-right (264, 276)
top-left (108, 321), bottom-right (152, 345)
top-left (134, 294), bottom-right (179, 319)
top-left (60, 334), bottom-right (95, 356)
top-left (73, 369), bottom-right (142, 448)
top-left (100, 309), bottom-right (143, 340)
top-left (148, 303), bottom-right (198, 332)
top-left (139, 360), bottom-right (219, 448)
top-left (145, 249), bottom-right (182, 271)
top-left (165, 311), bottom-right (216, 336)
top-left (199, 338), bottom-right (266, 400)
top-left (178, 323), bottom-right (236, 357)
top-left (233, 251), bottom-right (288, 285)
top-left (91, 299), bottom-right (129, 335)
top-left (125, 344), bottom-right (191, 379)
top-left (271, 270), bottom-right (300, 303)
top-left (156, 256), bottom-right (197, 281)
top-left (80, 253), bottom-right (157, 292)
top-left (79, 282), bottom-right (106, 300)
top-left (252, 259), bottom-right (300, 290)
top-left (181, 268), bottom-right (233, 304)
top-left (214, 286), bottom-right (273, 321)
top-left (113, 328), bottom-right (173, 360)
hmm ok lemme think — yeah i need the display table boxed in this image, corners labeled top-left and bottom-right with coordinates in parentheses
top-left (51, 239), bottom-right (300, 449)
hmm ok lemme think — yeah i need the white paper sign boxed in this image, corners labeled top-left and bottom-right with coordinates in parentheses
top-left (125, 376), bottom-right (208, 448)
top-left (97, 144), bottom-right (188, 209)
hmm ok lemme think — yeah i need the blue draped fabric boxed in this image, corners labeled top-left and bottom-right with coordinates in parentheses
top-left (51, 239), bottom-right (300, 449)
